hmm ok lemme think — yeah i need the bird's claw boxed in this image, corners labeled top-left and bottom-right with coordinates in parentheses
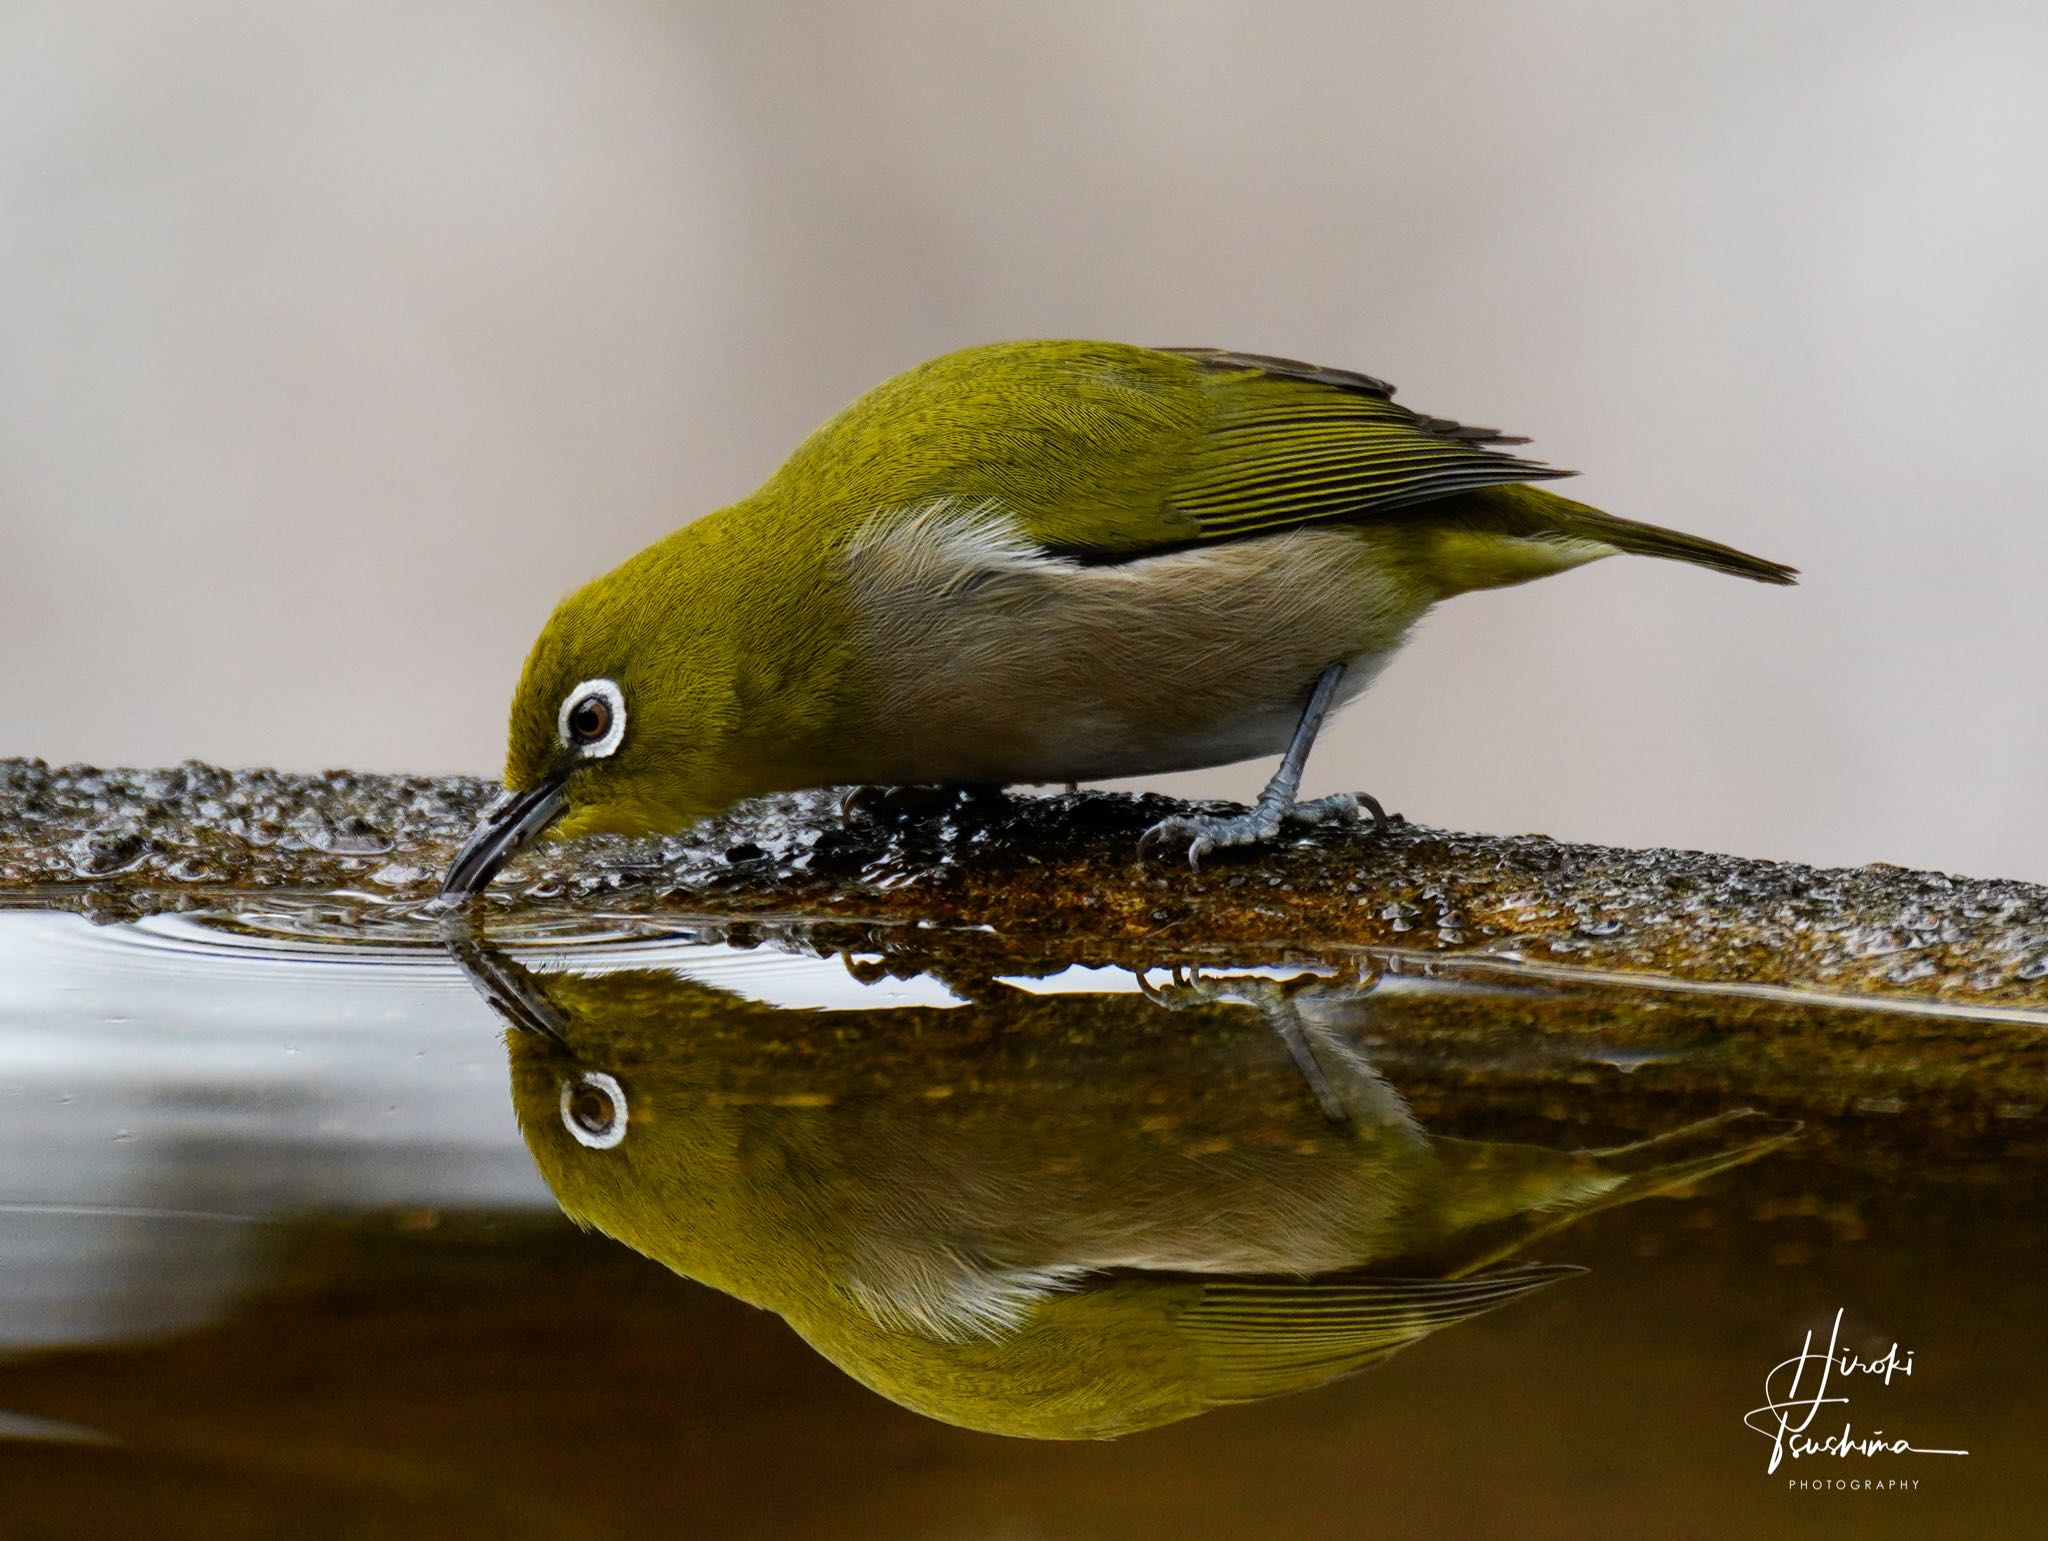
top-left (1139, 790), bottom-right (1391, 870)
top-left (1137, 815), bottom-right (1220, 870)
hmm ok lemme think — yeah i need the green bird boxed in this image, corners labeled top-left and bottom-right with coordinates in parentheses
top-left (461, 936), bottom-right (1798, 1439)
top-left (442, 341), bottom-right (1795, 896)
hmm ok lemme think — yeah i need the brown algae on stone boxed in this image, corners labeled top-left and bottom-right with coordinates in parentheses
top-left (3, 757), bottom-right (2045, 1011)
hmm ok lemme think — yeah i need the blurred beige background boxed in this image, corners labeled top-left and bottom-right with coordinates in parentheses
top-left (3, 1), bottom-right (2044, 880)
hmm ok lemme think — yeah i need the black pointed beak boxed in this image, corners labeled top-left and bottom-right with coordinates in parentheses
top-left (439, 774), bottom-right (571, 902)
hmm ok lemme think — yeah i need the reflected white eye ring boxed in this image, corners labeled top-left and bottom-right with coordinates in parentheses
top-left (558, 677), bottom-right (627, 759)
top-left (560, 1071), bottom-right (628, 1150)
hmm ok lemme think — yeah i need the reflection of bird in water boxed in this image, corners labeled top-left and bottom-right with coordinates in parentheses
top-left (458, 937), bottom-right (1796, 1438)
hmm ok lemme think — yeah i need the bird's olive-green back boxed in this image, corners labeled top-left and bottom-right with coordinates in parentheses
top-left (757, 340), bottom-right (1569, 555)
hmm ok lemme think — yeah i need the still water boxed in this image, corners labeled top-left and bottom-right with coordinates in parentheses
top-left (0, 899), bottom-right (2041, 1538)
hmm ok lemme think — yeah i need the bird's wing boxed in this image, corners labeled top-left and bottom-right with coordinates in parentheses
top-left (1175, 1263), bottom-right (1580, 1404)
top-left (1142, 348), bottom-right (1572, 547)
top-left (779, 341), bottom-right (1568, 559)
top-left (1006, 346), bottom-right (1572, 558)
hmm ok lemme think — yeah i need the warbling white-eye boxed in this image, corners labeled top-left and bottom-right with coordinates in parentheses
top-left (458, 935), bottom-right (1797, 1438)
top-left (443, 341), bottom-right (1796, 897)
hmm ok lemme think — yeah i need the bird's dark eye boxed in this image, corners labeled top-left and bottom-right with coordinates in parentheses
top-left (570, 1083), bottom-right (613, 1132)
top-left (561, 1071), bottom-right (627, 1149)
top-left (556, 678), bottom-right (625, 758)
top-left (567, 695), bottom-right (611, 745)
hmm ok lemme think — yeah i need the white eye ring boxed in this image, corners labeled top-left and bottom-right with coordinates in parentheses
top-left (557, 677), bottom-right (626, 759)
top-left (560, 1071), bottom-right (628, 1150)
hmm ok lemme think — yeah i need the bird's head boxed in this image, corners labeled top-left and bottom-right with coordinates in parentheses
top-left (440, 556), bottom-right (737, 900)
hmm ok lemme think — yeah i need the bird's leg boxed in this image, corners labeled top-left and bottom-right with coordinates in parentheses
top-left (1140, 662), bottom-right (1390, 869)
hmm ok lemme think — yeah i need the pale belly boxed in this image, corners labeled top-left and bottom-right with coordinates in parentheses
top-left (839, 507), bottom-right (1433, 785)
top-left (996, 644), bottom-right (1398, 782)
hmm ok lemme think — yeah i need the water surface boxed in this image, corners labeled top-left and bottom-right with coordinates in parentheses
top-left (0, 900), bottom-right (2041, 1538)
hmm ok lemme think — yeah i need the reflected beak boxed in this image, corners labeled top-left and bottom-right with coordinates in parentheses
top-left (439, 774), bottom-right (571, 902)
top-left (440, 926), bottom-right (571, 1048)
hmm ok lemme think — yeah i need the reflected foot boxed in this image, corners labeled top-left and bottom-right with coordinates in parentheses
top-left (1138, 961), bottom-right (1393, 1126)
top-left (1139, 790), bottom-right (1391, 870)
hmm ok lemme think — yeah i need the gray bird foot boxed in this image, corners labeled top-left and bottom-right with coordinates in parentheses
top-left (1139, 789), bottom-right (1390, 871)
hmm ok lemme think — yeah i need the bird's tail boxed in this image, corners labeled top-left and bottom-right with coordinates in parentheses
top-left (1528, 484), bottom-right (1797, 584)
top-left (1556, 507), bottom-right (1799, 584)
top-left (1410, 1108), bottom-right (1802, 1280)
top-left (1439, 483), bottom-right (1799, 587)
